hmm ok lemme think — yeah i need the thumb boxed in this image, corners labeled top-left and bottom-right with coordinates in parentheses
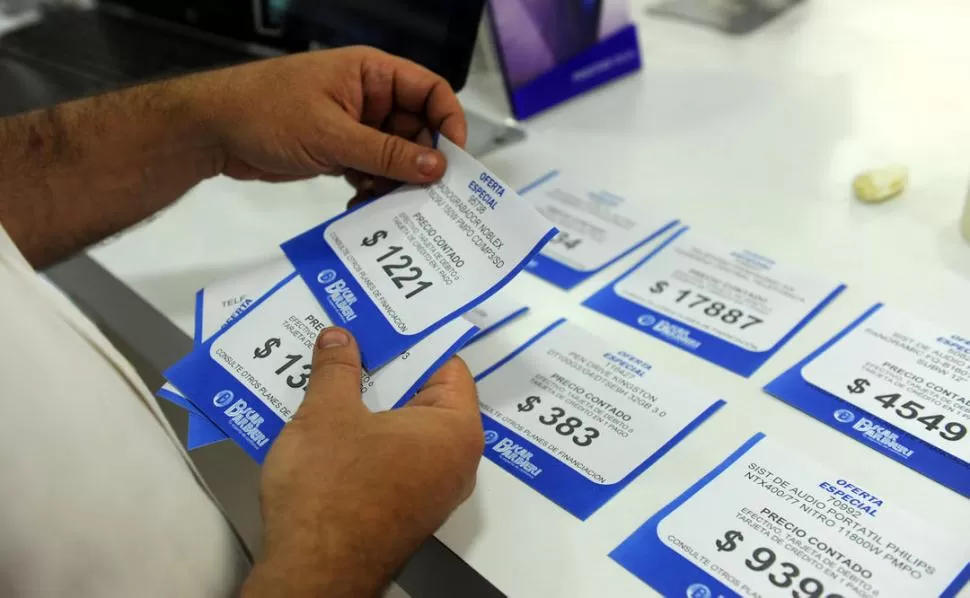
top-left (335, 121), bottom-right (448, 184)
top-left (407, 357), bottom-right (479, 414)
top-left (298, 327), bottom-right (365, 418)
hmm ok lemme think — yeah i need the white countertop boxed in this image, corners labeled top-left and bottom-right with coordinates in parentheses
top-left (87, 0), bottom-right (970, 596)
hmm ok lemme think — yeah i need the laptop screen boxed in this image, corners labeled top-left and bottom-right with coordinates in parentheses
top-left (110, 0), bottom-right (484, 90)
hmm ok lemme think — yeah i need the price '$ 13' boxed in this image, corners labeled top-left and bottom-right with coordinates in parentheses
top-left (845, 378), bottom-right (966, 441)
top-left (714, 530), bottom-right (844, 598)
top-left (253, 337), bottom-right (311, 391)
top-left (361, 230), bottom-right (433, 299)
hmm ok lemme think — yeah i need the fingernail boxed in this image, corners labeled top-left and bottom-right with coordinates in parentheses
top-left (317, 328), bottom-right (349, 349)
top-left (416, 152), bottom-right (439, 176)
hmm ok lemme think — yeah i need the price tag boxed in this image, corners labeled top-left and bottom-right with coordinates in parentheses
top-left (611, 434), bottom-right (970, 598)
top-left (585, 226), bottom-right (845, 376)
top-left (476, 319), bottom-right (723, 519)
top-left (766, 305), bottom-right (970, 496)
top-left (281, 136), bottom-right (557, 371)
top-left (462, 292), bottom-right (528, 344)
top-left (519, 171), bottom-right (678, 289)
top-left (166, 273), bottom-right (478, 462)
top-left (157, 259), bottom-right (294, 448)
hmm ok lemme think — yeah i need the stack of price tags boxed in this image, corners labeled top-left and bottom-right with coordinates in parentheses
top-left (157, 137), bottom-right (552, 461)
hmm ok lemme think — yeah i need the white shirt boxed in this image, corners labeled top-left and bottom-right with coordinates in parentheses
top-left (0, 222), bottom-right (250, 597)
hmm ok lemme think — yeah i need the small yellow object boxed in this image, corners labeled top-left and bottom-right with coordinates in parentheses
top-left (853, 166), bottom-right (908, 203)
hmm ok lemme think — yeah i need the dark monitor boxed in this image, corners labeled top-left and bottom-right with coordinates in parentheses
top-left (105, 0), bottom-right (485, 90)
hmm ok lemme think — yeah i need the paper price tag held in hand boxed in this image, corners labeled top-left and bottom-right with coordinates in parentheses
top-left (282, 136), bottom-right (557, 371)
top-left (165, 273), bottom-right (478, 462)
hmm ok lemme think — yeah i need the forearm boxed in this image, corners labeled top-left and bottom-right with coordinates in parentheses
top-left (240, 538), bottom-right (398, 598)
top-left (0, 77), bottom-right (223, 268)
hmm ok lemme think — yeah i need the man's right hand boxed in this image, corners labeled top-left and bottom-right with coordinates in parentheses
top-left (241, 327), bottom-right (484, 598)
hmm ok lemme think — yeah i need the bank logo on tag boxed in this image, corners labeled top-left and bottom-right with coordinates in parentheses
top-left (852, 418), bottom-right (914, 458)
top-left (833, 408), bottom-right (856, 423)
top-left (685, 583), bottom-right (712, 598)
top-left (317, 269), bottom-right (337, 285)
top-left (491, 437), bottom-right (543, 478)
top-left (483, 430), bottom-right (500, 445)
top-left (223, 397), bottom-right (271, 449)
top-left (642, 317), bottom-right (701, 350)
top-left (213, 390), bottom-right (234, 408)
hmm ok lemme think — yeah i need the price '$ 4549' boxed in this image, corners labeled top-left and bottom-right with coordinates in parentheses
top-left (845, 378), bottom-right (966, 442)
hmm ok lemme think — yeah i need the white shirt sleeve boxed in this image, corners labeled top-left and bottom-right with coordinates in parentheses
top-left (0, 222), bottom-right (250, 598)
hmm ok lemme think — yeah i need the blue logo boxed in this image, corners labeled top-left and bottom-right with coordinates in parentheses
top-left (834, 409), bottom-right (856, 423)
top-left (213, 390), bottom-right (235, 408)
top-left (686, 583), bottom-right (712, 598)
top-left (317, 269), bottom-right (337, 285)
top-left (637, 314), bottom-right (656, 327)
top-left (483, 430), bottom-right (500, 445)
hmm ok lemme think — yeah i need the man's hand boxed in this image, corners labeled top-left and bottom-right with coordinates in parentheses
top-left (241, 328), bottom-right (484, 598)
top-left (0, 46), bottom-right (466, 267)
top-left (198, 46), bottom-right (466, 187)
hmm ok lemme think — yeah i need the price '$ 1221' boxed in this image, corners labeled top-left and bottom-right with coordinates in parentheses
top-left (360, 230), bottom-right (433, 300)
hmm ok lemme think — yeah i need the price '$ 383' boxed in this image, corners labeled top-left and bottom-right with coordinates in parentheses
top-left (714, 530), bottom-right (844, 598)
top-left (517, 395), bottom-right (600, 447)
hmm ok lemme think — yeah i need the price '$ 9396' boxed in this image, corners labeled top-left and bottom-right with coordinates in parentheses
top-left (714, 530), bottom-right (844, 598)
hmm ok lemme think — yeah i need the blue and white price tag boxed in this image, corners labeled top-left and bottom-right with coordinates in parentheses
top-left (585, 227), bottom-right (845, 376)
top-left (476, 319), bottom-right (724, 519)
top-left (281, 136), bottom-right (557, 371)
top-left (158, 259), bottom-right (293, 448)
top-left (165, 273), bottom-right (477, 462)
top-left (765, 305), bottom-right (970, 496)
top-left (612, 434), bottom-right (970, 598)
top-left (520, 171), bottom-right (678, 289)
